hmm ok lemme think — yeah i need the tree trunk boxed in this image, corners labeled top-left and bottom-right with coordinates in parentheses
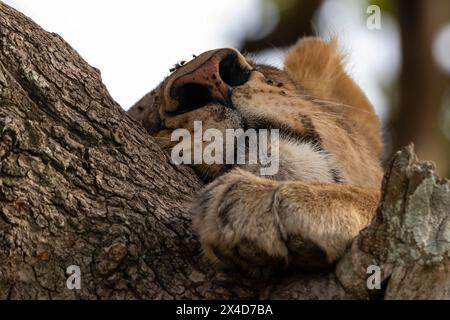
top-left (0, 4), bottom-right (448, 300)
top-left (389, 0), bottom-right (450, 176)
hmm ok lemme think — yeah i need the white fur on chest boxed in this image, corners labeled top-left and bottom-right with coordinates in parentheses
top-left (240, 139), bottom-right (337, 182)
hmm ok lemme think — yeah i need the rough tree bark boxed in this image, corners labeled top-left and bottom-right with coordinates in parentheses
top-left (0, 4), bottom-right (448, 300)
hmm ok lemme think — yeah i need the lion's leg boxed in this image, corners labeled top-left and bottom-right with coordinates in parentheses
top-left (192, 169), bottom-right (379, 275)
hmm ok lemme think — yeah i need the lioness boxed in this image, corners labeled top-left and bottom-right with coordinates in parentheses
top-left (128, 37), bottom-right (383, 276)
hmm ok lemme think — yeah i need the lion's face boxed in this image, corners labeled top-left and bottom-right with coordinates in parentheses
top-left (153, 48), bottom-right (302, 133)
top-left (129, 39), bottom-right (383, 187)
top-left (133, 49), bottom-right (318, 180)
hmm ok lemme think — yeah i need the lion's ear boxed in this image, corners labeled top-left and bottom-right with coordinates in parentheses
top-left (284, 37), bottom-right (374, 115)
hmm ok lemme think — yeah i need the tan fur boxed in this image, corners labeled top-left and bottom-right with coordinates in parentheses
top-left (128, 37), bottom-right (383, 275)
top-left (284, 37), bottom-right (383, 160)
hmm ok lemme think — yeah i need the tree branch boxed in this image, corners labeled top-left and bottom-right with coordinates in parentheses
top-left (337, 145), bottom-right (450, 299)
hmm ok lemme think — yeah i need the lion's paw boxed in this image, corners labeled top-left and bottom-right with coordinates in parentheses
top-left (191, 169), bottom-right (288, 277)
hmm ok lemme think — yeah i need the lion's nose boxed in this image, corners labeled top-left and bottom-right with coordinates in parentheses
top-left (163, 48), bottom-right (253, 114)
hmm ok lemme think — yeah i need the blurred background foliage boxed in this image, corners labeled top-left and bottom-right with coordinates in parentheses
top-left (236, 0), bottom-right (450, 176)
